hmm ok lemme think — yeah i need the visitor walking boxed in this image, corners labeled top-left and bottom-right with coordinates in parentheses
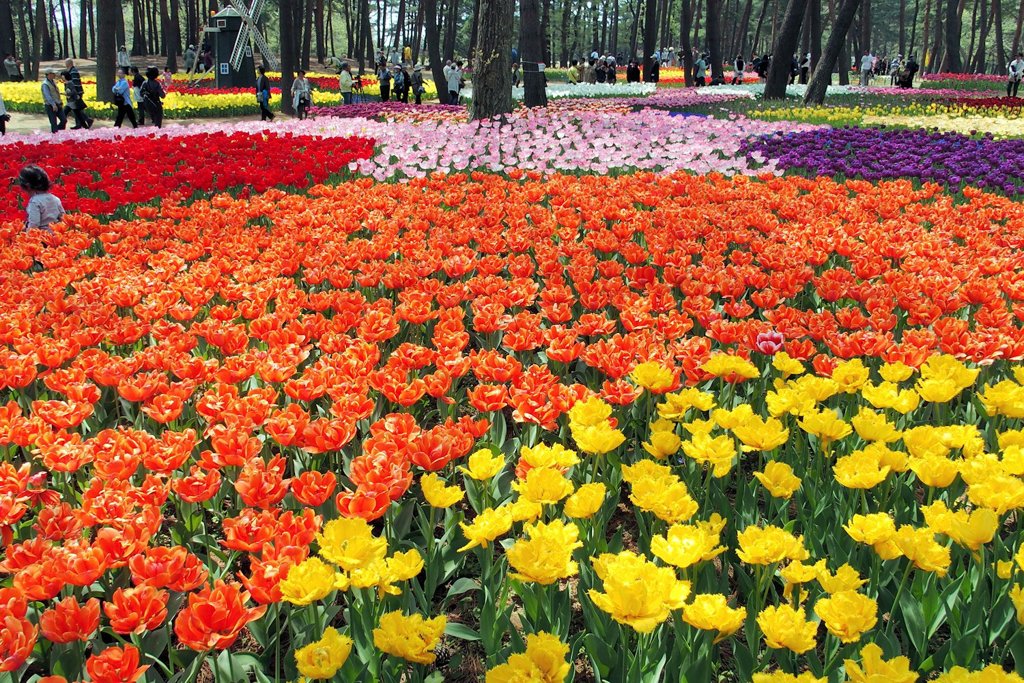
top-left (511, 62), bottom-right (521, 87)
top-left (411, 65), bottom-right (425, 104)
top-left (393, 64), bottom-right (408, 103)
top-left (256, 66), bottom-right (274, 119)
top-left (607, 56), bottom-right (616, 83)
top-left (860, 51), bottom-right (873, 86)
top-left (61, 71), bottom-right (90, 129)
top-left (131, 66), bottom-right (146, 125)
top-left (292, 70), bottom-right (312, 118)
top-left (117, 45), bottom-right (132, 71)
top-left (896, 55), bottom-right (918, 88)
top-left (184, 44), bottom-right (197, 72)
top-left (141, 66), bottom-right (165, 128)
top-left (4, 53), bottom-right (22, 81)
top-left (1008, 53), bottom-right (1024, 98)
top-left (41, 70), bottom-right (66, 133)
top-left (890, 54), bottom-right (903, 86)
top-left (112, 68), bottom-right (138, 128)
top-left (18, 165), bottom-right (65, 232)
top-left (694, 53), bottom-right (707, 86)
top-left (377, 63), bottom-right (392, 102)
top-left (62, 59), bottom-right (92, 129)
top-left (339, 63), bottom-right (354, 105)
top-left (799, 53), bottom-right (810, 84)
top-left (446, 61), bottom-right (462, 105)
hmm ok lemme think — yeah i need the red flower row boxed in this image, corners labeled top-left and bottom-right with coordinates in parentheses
top-left (1, 132), bottom-right (375, 217)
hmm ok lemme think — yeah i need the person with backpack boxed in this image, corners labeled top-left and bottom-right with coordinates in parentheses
top-left (131, 66), bottom-right (146, 125)
top-left (1008, 53), bottom-right (1024, 98)
top-left (112, 68), bottom-right (137, 128)
top-left (411, 65), bottom-right (425, 104)
top-left (141, 66), bottom-right (165, 128)
top-left (62, 59), bottom-right (92, 129)
top-left (694, 54), bottom-right (707, 86)
top-left (393, 65), bottom-right (407, 103)
top-left (377, 63), bottom-right (392, 102)
top-left (256, 65), bottom-right (274, 119)
top-left (61, 71), bottom-right (90, 129)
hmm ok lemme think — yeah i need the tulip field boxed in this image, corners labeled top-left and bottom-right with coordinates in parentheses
top-left (3, 74), bottom-right (1024, 683)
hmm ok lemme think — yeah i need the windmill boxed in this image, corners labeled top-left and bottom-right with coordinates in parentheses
top-left (204, 1), bottom-right (277, 88)
top-left (227, 0), bottom-right (278, 72)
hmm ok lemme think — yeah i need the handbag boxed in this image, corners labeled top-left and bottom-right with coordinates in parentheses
top-left (113, 92), bottom-right (126, 106)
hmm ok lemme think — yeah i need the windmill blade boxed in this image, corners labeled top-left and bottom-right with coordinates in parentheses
top-left (251, 29), bottom-right (278, 70)
top-left (229, 22), bottom-right (253, 70)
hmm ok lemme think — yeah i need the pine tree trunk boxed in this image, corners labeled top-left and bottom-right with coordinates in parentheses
top-left (165, 0), bottom-right (180, 71)
top-left (752, 0), bottom-right (769, 55)
top-left (925, 0), bottom-right (933, 61)
top-left (315, 0), bottom-right (325, 61)
top-left (1012, 0), bottom-right (1024, 55)
top-left (301, 0), bottom-right (314, 69)
top-left (31, 0), bottom-right (43, 75)
top-left (707, 0), bottom-right (724, 79)
top-left (764, 0), bottom-right (806, 96)
top-left (424, 0), bottom-right (445, 88)
top-left (542, 0), bottom-right (550, 61)
top-left (280, 0), bottom-right (296, 114)
top-left (642, 0), bottom-right (657, 79)
top-left (131, 0), bottom-right (142, 54)
top-left (994, 0), bottom-right (1005, 72)
top-left (470, 0), bottom-right (513, 119)
top-left (559, 0), bottom-right (570, 63)
top-left (0, 0), bottom-right (15, 62)
top-left (735, 0), bottom-right (753, 58)
top-left (444, 0), bottom-right (458, 59)
top-left (933, 0), bottom-right (946, 70)
top-left (679, 0), bottom-right (693, 82)
top-left (973, 0), bottom-right (991, 70)
top-left (808, 0), bottom-right (821, 67)
top-left (967, 0), bottom-right (980, 66)
top-left (96, 0), bottom-right (116, 99)
top-left (859, 0), bottom-right (869, 50)
top-left (804, 0), bottom-right (860, 102)
top-left (76, 0), bottom-right (87, 57)
top-left (521, 0), bottom-right (546, 105)
top-left (898, 0), bottom-right (905, 52)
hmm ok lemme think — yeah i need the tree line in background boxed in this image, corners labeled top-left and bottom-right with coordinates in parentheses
top-left (2, 0), bottom-right (1023, 115)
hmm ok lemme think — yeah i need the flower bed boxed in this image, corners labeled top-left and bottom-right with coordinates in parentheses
top-left (745, 126), bottom-right (1024, 192)
top-left (1, 171), bottom-right (1024, 682)
top-left (0, 131), bottom-right (375, 216)
top-left (308, 101), bottom-right (466, 122)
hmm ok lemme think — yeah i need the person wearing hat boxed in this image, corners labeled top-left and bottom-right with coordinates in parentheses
top-left (376, 62), bottom-right (392, 102)
top-left (140, 66), bottom-right (166, 127)
top-left (17, 165), bottom-right (64, 232)
top-left (117, 45), bottom-right (131, 70)
top-left (41, 69), bottom-right (66, 133)
top-left (184, 44), bottom-right (197, 72)
top-left (339, 63), bottom-right (354, 105)
top-left (112, 68), bottom-right (138, 128)
top-left (393, 64), bottom-right (408, 103)
top-left (410, 65), bottom-right (425, 105)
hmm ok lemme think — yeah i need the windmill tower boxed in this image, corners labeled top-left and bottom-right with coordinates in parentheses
top-left (205, 0), bottom-right (278, 88)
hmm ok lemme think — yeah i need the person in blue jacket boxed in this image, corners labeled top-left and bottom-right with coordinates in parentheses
top-left (112, 68), bottom-right (138, 128)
